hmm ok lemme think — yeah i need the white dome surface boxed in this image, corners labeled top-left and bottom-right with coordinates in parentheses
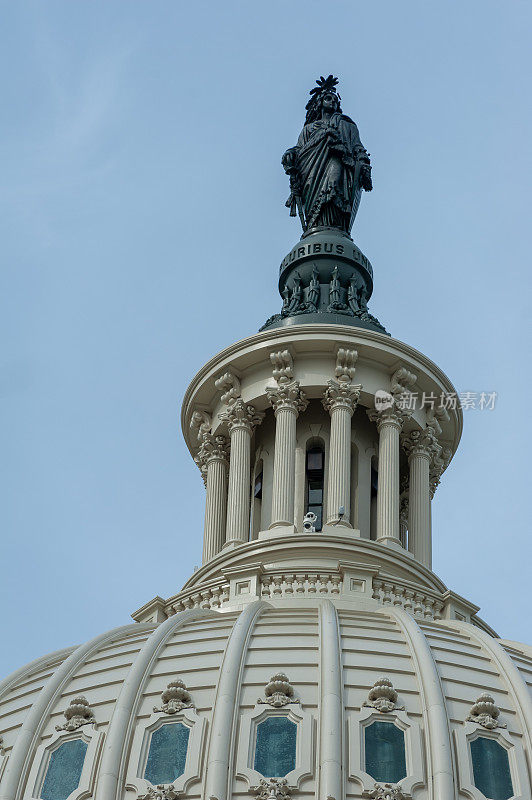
top-left (1, 595), bottom-right (531, 800)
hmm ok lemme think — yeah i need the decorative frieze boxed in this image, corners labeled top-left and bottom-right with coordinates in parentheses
top-left (55, 696), bottom-right (95, 732)
top-left (363, 677), bottom-right (404, 713)
top-left (258, 673), bottom-right (299, 707)
top-left (251, 778), bottom-right (293, 800)
top-left (154, 679), bottom-right (194, 715)
top-left (466, 693), bottom-right (506, 729)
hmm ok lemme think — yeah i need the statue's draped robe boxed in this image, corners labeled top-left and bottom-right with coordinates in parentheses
top-left (296, 112), bottom-right (366, 232)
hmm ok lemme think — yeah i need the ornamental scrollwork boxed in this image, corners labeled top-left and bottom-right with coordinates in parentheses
top-left (154, 678), bottom-right (194, 715)
top-left (215, 370), bottom-right (241, 405)
top-left (363, 678), bottom-right (404, 713)
top-left (258, 673), bottom-right (299, 707)
top-left (466, 692), bottom-right (506, 729)
top-left (190, 410), bottom-right (211, 442)
top-left (269, 350), bottom-right (294, 385)
top-left (364, 784), bottom-right (407, 800)
top-left (334, 347), bottom-right (358, 382)
top-left (250, 778), bottom-right (294, 800)
top-left (55, 696), bottom-right (96, 732)
top-left (138, 785), bottom-right (181, 800)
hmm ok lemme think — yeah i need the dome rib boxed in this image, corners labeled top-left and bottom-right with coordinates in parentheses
top-left (97, 608), bottom-right (216, 800)
top-left (318, 600), bottom-right (343, 800)
top-left (0, 622), bottom-right (143, 800)
top-left (449, 621), bottom-right (532, 760)
top-left (204, 601), bottom-right (268, 800)
top-left (387, 608), bottom-right (456, 800)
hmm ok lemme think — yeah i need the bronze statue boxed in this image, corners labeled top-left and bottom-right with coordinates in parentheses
top-left (283, 75), bottom-right (372, 234)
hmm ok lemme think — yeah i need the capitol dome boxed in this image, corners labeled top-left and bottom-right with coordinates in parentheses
top-left (1, 76), bottom-right (531, 800)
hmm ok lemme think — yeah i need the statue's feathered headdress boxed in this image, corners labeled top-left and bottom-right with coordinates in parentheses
top-left (305, 75), bottom-right (342, 124)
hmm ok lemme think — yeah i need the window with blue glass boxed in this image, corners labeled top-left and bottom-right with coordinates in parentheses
top-left (470, 737), bottom-right (513, 800)
top-left (254, 716), bottom-right (297, 777)
top-left (144, 722), bottom-right (190, 786)
top-left (364, 720), bottom-right (407, 783)
top-left (40, 738), bottom-right (88, 800)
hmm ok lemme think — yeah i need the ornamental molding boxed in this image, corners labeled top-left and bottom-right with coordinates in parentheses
top-left (251, 778), bottom-right (294, 800)
top-left (215, 370), bottom-right (241, 405)
top-left (258, 673), bottom-right (299, 707)
top-left (269, 349), bottom-right (294, 385)
top-left (190, 410), bottom-right (211, 442)
top-left (363, 678), bottom-right (404, 713)
top-left (153, 678), bottom-right (195, 715)
top-left (363, 784), bottom-right (407, 800)
top-left (401, 427), bottom-right (440, 461)
top-left (138, 786), bottom-right (182, 800)
top-left (454, 722), bottom-right (527, 800)
top-left (29, 722), bottom-right (102, 800)
top-left (322, 379), bottom-right (361, 414)
top-left (466, 693), bottom-right (506, 729)
top-left (219, 398), bottom-right (265, 433)
top-left (55, 696), bottom-right (96, 732)
top-left (266, 380), bottom-right (308, 415)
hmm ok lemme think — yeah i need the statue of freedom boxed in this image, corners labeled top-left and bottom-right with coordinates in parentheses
top-left (282, 75), bottom-right (372, 234)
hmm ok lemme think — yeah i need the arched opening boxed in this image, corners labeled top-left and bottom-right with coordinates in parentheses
top-left (250, 458), bottom-right (264, 540)
top-left (350, 441), bottom-right (359, 528)
top-left (305, 440), bottom-right (325, 531)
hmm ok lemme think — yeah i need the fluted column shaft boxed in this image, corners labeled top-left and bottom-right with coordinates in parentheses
top-left (219, 400), bottom-right (264, 545)
top-left (323, 380), bottom-right (361, 526)
top-left (267, 380), bottom-right (307, 528)
top-left (402, 427), bottom-right (440, 568)
top-left (201, 441), bottom-right (229, 563)
top-left (368, 407), bottom-right (405, 546)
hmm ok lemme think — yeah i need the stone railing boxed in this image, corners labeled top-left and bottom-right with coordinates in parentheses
top-left (371, 578), bottom-right (444, 620)
top-left (260, 572), bottom-right (343, 598)
top-left (167, 580), bottom-right (231, 614)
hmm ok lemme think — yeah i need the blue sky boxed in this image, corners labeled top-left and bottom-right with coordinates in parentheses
top-left (1, 0), bottom-right (531, 675)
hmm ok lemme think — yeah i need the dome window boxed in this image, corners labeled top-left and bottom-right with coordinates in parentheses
top-left (364, 720), bottom-right (407, 784)
top-left (40, 738), bottom-right (88, 800)
top-left (254, 716), bottom-right (297, 778)
top-left (470, 737), bottom-right (513, 800)
top-left (144, 722), bottom-right (190, 785)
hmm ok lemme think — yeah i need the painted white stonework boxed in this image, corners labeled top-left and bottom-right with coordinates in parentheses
top-left (1, 323), bottom-right (531, 800)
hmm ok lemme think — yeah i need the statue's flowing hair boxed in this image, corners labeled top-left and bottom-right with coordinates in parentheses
top-left (305, 75), bottom-right (342, 124)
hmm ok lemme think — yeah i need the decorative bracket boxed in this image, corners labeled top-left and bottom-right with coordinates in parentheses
top-left (215, 371), bottom-right (241, 404)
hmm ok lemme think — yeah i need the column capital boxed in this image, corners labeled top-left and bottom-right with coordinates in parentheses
top-left (219, 398), bottom-right (264, 434)
top-left (401, 426), bottom-right (440, 461)
top-left (196, 433), bottom-right (230, 469)
top-left (266, 380), bottom-right (308, 416)
top-left (322, 379), bottom-right (361, 415)
top-left (367, 405), bottom-right (409, 432)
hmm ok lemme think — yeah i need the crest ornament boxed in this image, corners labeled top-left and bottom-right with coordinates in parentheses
top-left (258, 673), bottom-right (299, 707)
top-left (154, 678), bottom-right (194, 715)
top-left (55, 696), bottom-right (96, 732)
top-left (363, 678), bottom-right (404, 713)
top-left (466, 693), bottom-right (506, 729)
top-left (251, 778), bottom-right (293, 800)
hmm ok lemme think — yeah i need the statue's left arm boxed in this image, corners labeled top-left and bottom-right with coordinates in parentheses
top-left (340, 117), bottom-right (373, 192)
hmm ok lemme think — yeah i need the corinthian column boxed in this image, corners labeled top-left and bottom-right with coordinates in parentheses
top-left (401, 427), bottom-right (439, 567)
top-left (196, 434), bottom-right (230, 563)
top-left (219, 399), bottom-right (264, 546)
top-left (266, 365), bottom-right (308, 528)
top-left (323, 379), bottom-right (361, 526)
top-left (367, 406), bottom-right (406, 546)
